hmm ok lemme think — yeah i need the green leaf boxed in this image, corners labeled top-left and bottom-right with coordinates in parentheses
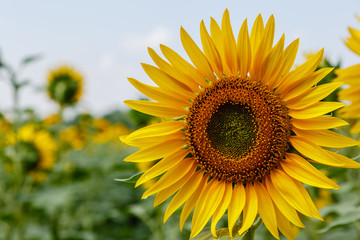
top-left (115, 172), bottom-right (143, 183)
top-left (20, 54), bottom-right (42, 66)
top-left (18, 80), bottom-right (30, 88)
top-left (318, 208), bottom-right (360, 233)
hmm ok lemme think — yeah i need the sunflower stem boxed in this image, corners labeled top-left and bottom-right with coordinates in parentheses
top-left (241, 217), bottom-right (261, 240)
top-left (58, 105), bottom-right (65, 121)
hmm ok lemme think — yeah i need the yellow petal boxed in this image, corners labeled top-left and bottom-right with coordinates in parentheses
top-left (128, 78), bottom-right (191, 108)
top-left (274, 206), bottom-right (297, 240)
top-left (142, 158), bottom-right (196, 198)
top-left (335, 64), bottom-right (360, 78)
top-left (261, 15), bottom-right (275, 54)
top-left (237, 18), bottom-right (252, 78)
top-left (147, 47), bottom-right (200, 92)
top-left (339, 104), bottom-right (360, 119)
top-left (268, 38), bottom-right (299, 89)
top-left (286, 82), bottom-right (342, 109)
top-left (221, 9), bottom-right (238, 76)
top-left (180, 27), bottom-right (216, 82)
top-left (283, 68), bottom-right (333, 101)
top-left (123, 138), bottom-right (186, 162)
top-left (141, 63), bottom-right (194, 99)
top-left (124, 100), bottom-right (188, 118)
top-left (261, 34), bottom-right (285, 85)
top-left (350, 120), bottom-right (360, 134)
top-left (179, 176), bottom-right (207, 231)
top-left (211, 183), bottom-right (232, 237)
top-left (288, 102), bottom-right (345, 119)
top-left (160, 44), bottom-right (208, 87)
top-left (210, 17), bottom-right (231, 75)
top-left (191, 180), bottom-right (225, 238)
top-left (290, 136), bottom-right (346, 167)
top-left (293, 128), bottom-right (359, 148)
top-left (282, 153), bottom-right (340, 189)
top-left (265, 176), bottom-right (305, 228)
top-left (123, 121), bottom-right (185, 145)
top-left (293, 179), bottom-right (322, 219)
top-left (325, 150), bottom-right (360, 168)
top-left (346, 37), bottom-right (360, 55)
top-left (238, 184), bottom-right (258, 236)
top-left (125, 131), bottom-right (185, 147)
top-left (210, 17), bottom-right (223, 53)
top-left (200, 20), bottom-right (223, 78)
top-left (338, 87), bottom-right (360, 101)
top-left (164, 171), bottom-right (203, 222)
top-left (250, 14), bottom-right (264, 56)
top-left (154, 164), bottom-right (196, 206)
top-left (254, 182), bottom-right (279, 239)
top-left (334, 75), bottom-right (360, 86)
top-left (270, 169), bottom-right (322, 220)
top-left (277, 49), bottom-right (323, 93)
top-left (349, 26), bottom-right (360, 41)
top-left (135, 149), bottom-right (190, 187)
top-left (227, 184), bottom-right (246, 237)
top-left (290, 116), bottom-right (349, 130)
top-left (251, 15), bottom-right (275, 80)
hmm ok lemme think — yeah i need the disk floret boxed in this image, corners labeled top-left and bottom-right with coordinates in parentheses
top-left (185, 76), bottom-right (291, 184)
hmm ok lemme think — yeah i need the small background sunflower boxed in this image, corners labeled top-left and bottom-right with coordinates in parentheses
top-left (47, 65), bottom-right (83, 107)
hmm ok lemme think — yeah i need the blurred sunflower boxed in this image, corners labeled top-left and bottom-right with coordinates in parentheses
top-left (7, 124), bottom-right (57, 181)
top-left (0, 116), bottom-right (11, 132)
top-left (43, 113), bottom-right (61, 126)
top-left (314, 188), bottom-right (334, 209)
top-left (334, 16), bottom-right (360, 133)
top-left (60, 125), bottom-right (86, 150)
top-left (0, 116), bottom-right (12, 148)
top-left (92, 118), bottom-right (130, 144)
top-left (122, 10), bottom-right (360, 239)
top-left (47, 65), bottom-right (83, 106)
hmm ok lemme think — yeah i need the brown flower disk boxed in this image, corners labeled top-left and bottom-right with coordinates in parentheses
top-left (185, 76), bottom-right (291, 184)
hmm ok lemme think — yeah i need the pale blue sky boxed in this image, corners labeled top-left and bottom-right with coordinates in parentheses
top-left (1, 0), bottom-right (360, 116)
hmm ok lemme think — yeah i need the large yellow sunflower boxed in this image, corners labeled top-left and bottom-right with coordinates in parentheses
top-left (334, 16), bottom-right (360, 133)
top-left (122, 10), bottom-right (360, 239)
top-left (47, 65), bottom-right (83, 106)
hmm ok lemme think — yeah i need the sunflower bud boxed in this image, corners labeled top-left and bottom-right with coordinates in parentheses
top-left (47, 65), bottom-right (83, 106)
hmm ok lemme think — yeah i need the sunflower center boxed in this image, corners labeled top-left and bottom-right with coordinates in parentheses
top-left (185, 76), bottom-right (291, 184)
top-left (49, 74), bottom-right (79, 104)
top-left (206, 102), bottom-right (257, 159)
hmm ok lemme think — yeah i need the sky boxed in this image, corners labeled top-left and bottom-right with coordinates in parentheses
top-left (1, 0), bottom-right (360, 117)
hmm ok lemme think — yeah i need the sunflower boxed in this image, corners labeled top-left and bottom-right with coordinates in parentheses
top-left (7, 124), bottom-right (57, 181)
top-left (60, 125), bottom-right (86, 150)
top-left (334, 16), bottom-right (360, 133)
top-left (43, 113), bottom-right (61, 126)
top-left (92, 118), bottom-right (130, 144)
top-left (122, 10), bottom-right (360, 239)
top-left (47, 65), bottom-right (83, 106)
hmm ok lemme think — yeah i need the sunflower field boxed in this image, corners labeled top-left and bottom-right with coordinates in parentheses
top-left (2, 8), bottom-right (360, 240)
